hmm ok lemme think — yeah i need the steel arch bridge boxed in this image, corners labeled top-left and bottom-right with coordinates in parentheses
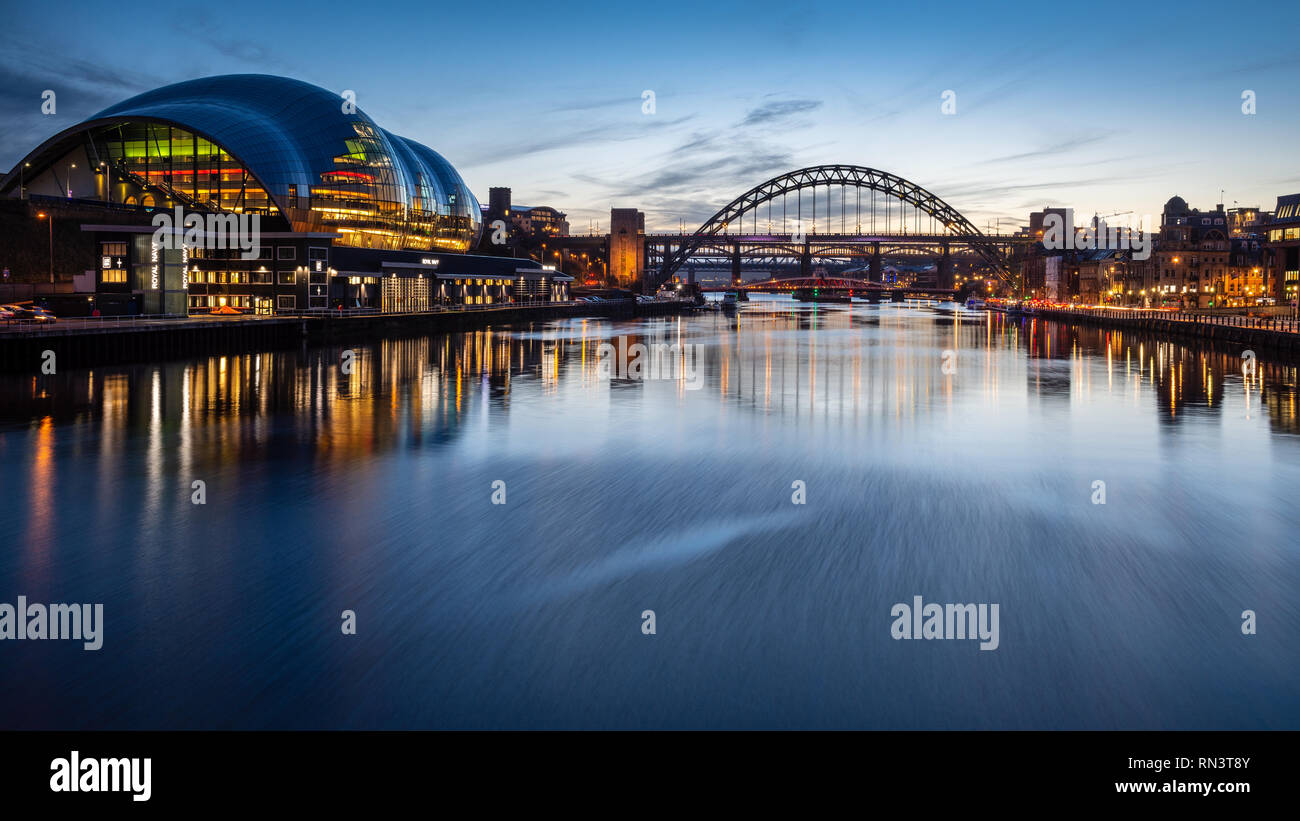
top-left (653, 165), bottom-right (1011, 285)
top-left (653, 241), bottom-right (998, 264)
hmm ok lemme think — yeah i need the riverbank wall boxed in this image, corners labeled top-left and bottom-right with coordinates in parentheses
top-left (1021, 307), bottom-right (1300, 358)
top-left (0, 299), bottom-right (694, 373)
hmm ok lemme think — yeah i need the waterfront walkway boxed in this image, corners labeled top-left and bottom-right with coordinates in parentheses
top-left (1026, 306), bottom-right (1300, 334)
top-left (0, 298), bottom-right (694, 371)
top-left (0, 298), bottom-right (687, 337)
top-left (1019, 305), bottom-right (1300, 355)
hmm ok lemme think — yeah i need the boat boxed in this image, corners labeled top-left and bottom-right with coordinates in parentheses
top-left (721, 291), bottom-right (740, 310)
top-left (791, 287), bottom-right (850, 303)
top-left (965, 297), bottom-right (987, 310)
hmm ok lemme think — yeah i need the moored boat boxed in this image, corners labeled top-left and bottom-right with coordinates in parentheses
top-left (792, 287), bottom-right (850, 303)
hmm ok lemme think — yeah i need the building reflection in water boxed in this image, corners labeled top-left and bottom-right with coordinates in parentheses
top-left (5, 297), bottom-right (1300, 733)
top-left (1, 302), bottom-right (1297, 481)
top-left (668, 302), bottom-right (1299, 437)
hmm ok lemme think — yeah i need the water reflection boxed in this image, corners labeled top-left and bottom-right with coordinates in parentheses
top-left (1, 295), bottom-right (1297, 729)
top-left (4, 301), bottom-right (1297, 445)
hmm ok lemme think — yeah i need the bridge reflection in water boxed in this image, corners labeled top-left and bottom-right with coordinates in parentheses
top-left (4, 297), bottom-right (1300, 453)
top-left (3, 294), bottom-right (1300, 730)
top-left (687, 299), bottom-right (1300, 437)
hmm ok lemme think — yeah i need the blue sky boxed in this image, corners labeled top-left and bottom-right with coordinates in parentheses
top-left (3, 0), bottom-right (1298, 232)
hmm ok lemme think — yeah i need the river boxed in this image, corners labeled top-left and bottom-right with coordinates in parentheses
top-left (1, 294), bottom-right (1297, 728)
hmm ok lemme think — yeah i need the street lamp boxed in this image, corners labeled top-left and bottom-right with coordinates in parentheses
top-left (20, 162), bottom-right (30, 199)
top-left (37, 212), bottom-right (52, 283)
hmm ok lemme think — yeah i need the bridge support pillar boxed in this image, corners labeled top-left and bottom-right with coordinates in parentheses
top-left (657, 242), bottom-right (670, 287)
top-left (731, 243), bottom-right (741, 285)
top-left (938, 242), bottom-right (954, 290)
top-left (800, 241), bottom-right (811, 278)
top-left (869, 242), bottom-right (882, 283)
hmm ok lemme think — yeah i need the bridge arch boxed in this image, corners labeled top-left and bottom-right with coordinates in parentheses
top-left (655, 165), bottom-right (1010, 283)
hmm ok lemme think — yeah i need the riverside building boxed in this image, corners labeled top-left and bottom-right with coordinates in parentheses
top-left (1, 75), bottom-right (570, 315)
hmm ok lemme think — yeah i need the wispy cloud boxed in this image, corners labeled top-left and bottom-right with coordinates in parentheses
top-left (0, 38), bottom-right (159, 168)
top-left (978, 133), bottom-right (1111, 165)
top-left (941, 175), bottom-right (1144, 200)
top-left (171, 15), bottom-right (302, 75)
top-left (1225, 55), bottom-right (1300, 74)
top-left (459, 114), bottom-right (695, 167)
top-left (738, 98), bottom-right (822, 128)
top-left (552, 96), bottom-right (640, 113)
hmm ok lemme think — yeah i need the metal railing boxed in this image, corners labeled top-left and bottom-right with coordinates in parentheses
top-left (1032, 306), bottom-right (1300, 334)
top-left (271, 298), bottom-right (687, 318)
top-left (0, 313), bottom-right (194, 333)
top-left (277, 300), bottom-right (607, 318)
top-left (0, 297), bottom-right (691, 335)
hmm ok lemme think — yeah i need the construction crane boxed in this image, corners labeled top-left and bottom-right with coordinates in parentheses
top-left (1091, 211), bottom-right (1138, 302)
top-left (1093, 209), bottom-right (1133, 225)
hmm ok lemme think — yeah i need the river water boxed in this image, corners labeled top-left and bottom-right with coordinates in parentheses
top-left (1, 295), bottom-right (1297, 729)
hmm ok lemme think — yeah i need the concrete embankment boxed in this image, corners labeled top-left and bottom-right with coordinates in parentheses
top-left (0, 299), bottom-right (693, 373)
top-left (1023, 308), bottom-right (1300, 358)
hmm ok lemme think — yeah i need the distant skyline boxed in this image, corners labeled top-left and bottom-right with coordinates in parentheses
top-left (3, 0), bottom-right (1298, 233)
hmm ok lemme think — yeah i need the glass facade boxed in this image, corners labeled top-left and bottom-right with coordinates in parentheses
top-left (7, 75), bottom-right (482, 252)
top-left (89, 122), bottom-right (275, 213)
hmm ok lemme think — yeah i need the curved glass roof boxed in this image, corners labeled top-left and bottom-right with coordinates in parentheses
top-left (13, 74), bottom-right (482, 251)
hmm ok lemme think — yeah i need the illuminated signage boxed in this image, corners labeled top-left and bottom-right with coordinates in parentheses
top-left (420, 258), bottom-right (441, 266)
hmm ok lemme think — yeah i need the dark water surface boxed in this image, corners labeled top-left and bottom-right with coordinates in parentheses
top-left (2, 295), bottom-right (1297, 729)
